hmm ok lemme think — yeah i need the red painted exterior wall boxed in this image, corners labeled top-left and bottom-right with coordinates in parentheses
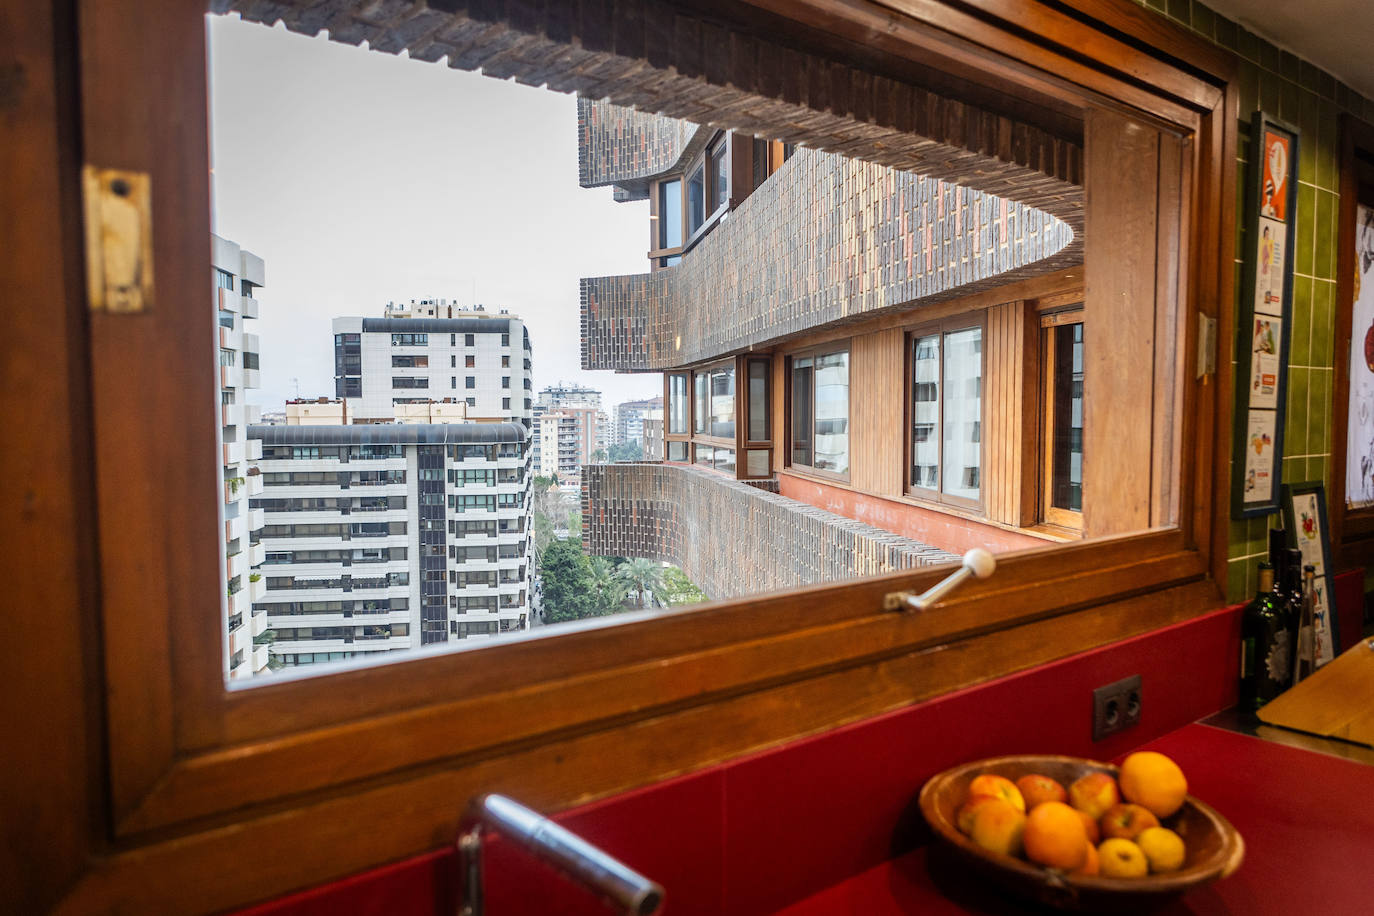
top-left (776, 472), bottom-right (1050, 554)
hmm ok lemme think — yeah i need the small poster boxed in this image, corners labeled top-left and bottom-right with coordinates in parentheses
top-left (1254, 217), bottom-right (1286, 316)
top-left (1283, 484), bottom-right (1340, 666)
top-left (1242, 409), bottom-right (1276, 502)
top-left (1260, 129), bottom-right (1290, 223)
top-left (1249, 315), bottom-right (1282, 408)
top-left (1345, 204), bottom-right (1374, 508)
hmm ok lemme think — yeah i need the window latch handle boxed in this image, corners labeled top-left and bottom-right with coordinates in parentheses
top-left (883, 548), bottom-right (996, 612)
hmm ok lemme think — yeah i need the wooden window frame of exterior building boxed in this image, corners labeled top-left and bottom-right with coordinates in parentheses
top-left (903, 310), bottom-right (990, 514)
top-left (7, 1), bottom-right (1239, 913)
top-left (1039, 304), bottom-right (1088, 533)
top-left (784, 341), bottom-right (855, 483)
top-left (1330, 114), bottom-right (1374, 568)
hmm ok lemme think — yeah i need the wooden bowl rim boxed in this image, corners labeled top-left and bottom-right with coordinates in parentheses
top-left (918, 754), bottom-right (1245, 896)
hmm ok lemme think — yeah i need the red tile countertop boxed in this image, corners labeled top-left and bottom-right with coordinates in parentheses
top-left (775, 723), bottom-right (1374, 915)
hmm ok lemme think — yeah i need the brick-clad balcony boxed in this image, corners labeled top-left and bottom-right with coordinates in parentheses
top-left (581, 463), bottom-right (956, 602)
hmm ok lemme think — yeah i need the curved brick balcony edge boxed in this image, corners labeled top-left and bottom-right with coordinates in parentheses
top-left (581, 462), bottom-right (958, 602)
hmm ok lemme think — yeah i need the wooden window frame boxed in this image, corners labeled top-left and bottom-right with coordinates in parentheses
top-left (1330, 114), bottom-right (1374, 568)
top-left (8, 1), bottom-right (1241, 912)
top-left (904, 311), bottom-right (989, 513)
top-left (784, 341), bottom-right (854, 482)
top-left (1040, 307), bottom-right (1087, 531)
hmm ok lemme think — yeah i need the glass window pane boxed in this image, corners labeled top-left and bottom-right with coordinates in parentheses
top-left (710, 142), bottom-right (728, 213)
top-left (790, 357), bottom-right (813, 467)
top-left (1051, 323), bottom-right (1085, 511)
top-left (693, 372), bottom-right (708, 434)
top-left (710, 366), bottom-right (735, 439)
top-left (695, 444), bottom-right (714, 468)
top-left (746, 448), bottom-right (770, 477)
top-left (942, 327), bottom-right (981, 501)
top-left (659, 179), bottom-right (682, 249)
top-left (668, 373), bottom-right (688, 435)
top-left (911, 334), bottom-right (940, 490)
top-left (667, 440), bottom-right (688, 462)
top-left (687, 164), bottom-right (705, 234)
top-left (715, 448), bottom-right (735, 475)
top-left (814, 351), bottom-right (849, 475)
top-left (748, 360), bottom-right (768, 441)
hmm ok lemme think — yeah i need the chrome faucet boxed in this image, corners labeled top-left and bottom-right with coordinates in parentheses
top-left (458, 794), bottom-right (664, 916)
top-left (883, 548), bottom-right (997, 611)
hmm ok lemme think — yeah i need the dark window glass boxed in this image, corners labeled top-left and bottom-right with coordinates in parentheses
top-left (748, 360), bottom-right (768, 441)
top-left (465, 334), bottom-right (475, 346)
top-left (687, 164), bottom-right (705, 234)
top-left (709, 366), bottom-right (735, 439)
top-left (693, 371), bottom-right (708, 435)
top-left (710, 141), bottom-right (728, 213)
top-left (790, 357), bottom-right (813, 468)
top-left (466, 376), bottom-right (476, 389)
top-left (668, 373), bottom-right (688, 435)
top-left (1050, 322), bottom-right (1085, 512)
top-left (659, 179), bottom-right (682, 249)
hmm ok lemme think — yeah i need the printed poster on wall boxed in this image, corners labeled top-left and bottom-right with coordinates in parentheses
top-left (1249, 315), bottom-right (1282, 408)
top-left (1345, 204), bottom-right (1374, 509)
top-left (1288, 489), bottom-right (1336, 665)
top-left (1260, 129), bottom-right (1290, 222)
top-left (1242, 410), bottom-right (1276, 500)
top-left (1254, 217), bottom-right (1287, 316)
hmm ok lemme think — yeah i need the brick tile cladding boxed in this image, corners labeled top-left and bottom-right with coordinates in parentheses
top-left (581, 105), bottom-right (1078, 371)
top-left (583, 464), bottom-right (957, 600)
top-left (578, 98), bottom-right (700, 197)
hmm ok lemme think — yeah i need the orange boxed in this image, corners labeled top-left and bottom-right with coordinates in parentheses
top-left (1118, 752), bottom-right (1188, 818)
top-left (1070, 841), bottom-right (1100, 876)
top-left (1022, 801), bottom-right (1089, 870)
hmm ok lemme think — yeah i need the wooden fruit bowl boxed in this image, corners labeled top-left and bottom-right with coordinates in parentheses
top-left (918, 754), bottom-right (1244, 912)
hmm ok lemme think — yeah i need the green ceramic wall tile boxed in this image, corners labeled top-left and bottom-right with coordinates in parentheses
top-left (1290, 275), bottom-right (1313, 366)
top-left (1315, 190), bottom-right (1336, 280)
top-left (1260, 71), bottom-right (1282, 113)
top-left (1298, 94), bottom-right (1318, 186)
top-left (1146, 0), bottom-right (1167, 12)
top-left (1312, 282), bottom-right (1334, 368)
top-left (1279, 81), bottom-right (1299, 124)
top-left (1316, 102), bottom-right (1339, 191)
top-left (1260, 40), bottom-right (1281, 75)
top-left (1190, 3), bottom-right (1214, 39)
top-left (1213, 14), bottom-right (1236, 50)
top-left (1286, 367), bottom-right (1310, 454)
top-left (1296, 184), bottom-right (1316, 277)
top-left (1228, 518), bottom-right (1251, 558)
top-left (1280, 51), bottom-right (1300, 83)
top-left (1309, 454), bottom-right (1329, 485)
top-left (1309, 369), bottom-right (1331, 455)
top-left (1227, 559), bottom-right (1248, 602)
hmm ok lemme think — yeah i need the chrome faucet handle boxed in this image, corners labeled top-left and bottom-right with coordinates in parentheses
top-left (882, 548), bottom-right (996, 612)
top-left (458, 794), bottom-right (664, 916)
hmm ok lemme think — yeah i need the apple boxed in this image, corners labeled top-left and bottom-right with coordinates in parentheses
top-left (1099, 803), bottom-right (1160, 840)
top-left (956, 795), bottom-right (1002, 836)
top-left (969, 798), bottom-right (1026, 858)
top-left (1136, 826), bottom-right (1186, 873)
top-left (968, 774), bottom-right (1026, 813)
top-left (1016, 773), bottom-right (1067, 810)
top-left (1068, 772), bottom-right (1119, 820)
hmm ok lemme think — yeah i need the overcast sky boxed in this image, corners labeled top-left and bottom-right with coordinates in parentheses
top-left (207, 15), bottom-right (659, 412)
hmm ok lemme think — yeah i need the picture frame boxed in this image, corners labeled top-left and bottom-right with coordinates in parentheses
top-left (1281, 481), bottom-right (1342, 664)
top-left (1233, 111), bottom-right (1300, 518)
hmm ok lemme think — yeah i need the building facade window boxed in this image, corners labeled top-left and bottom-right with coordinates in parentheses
top-left (788, 347), bottom-right (850, 477)
top-left (908, 318), bottom-right (983, 508)
top-left (465, 376), bottom-right (476, 389)
top-left (390, 332), bottom-right (428, 346)
top-left (464, 333), bottom-right (475, 346)
top-left (1043, 311), bottom-right (1085, 528)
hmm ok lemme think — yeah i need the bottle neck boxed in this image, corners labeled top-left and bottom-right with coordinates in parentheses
top-left (1259, 567), bottom-right (1274, 592)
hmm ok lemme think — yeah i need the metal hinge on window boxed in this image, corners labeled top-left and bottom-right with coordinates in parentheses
top-left (83, 166), bottom-right (153, 313)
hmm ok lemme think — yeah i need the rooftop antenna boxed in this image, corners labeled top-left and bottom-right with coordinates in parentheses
top-left (291, 377), bottom-right (300, 399)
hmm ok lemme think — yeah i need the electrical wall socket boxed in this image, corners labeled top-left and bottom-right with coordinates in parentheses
top-left (1092, 674), bottom-right (1142, 741)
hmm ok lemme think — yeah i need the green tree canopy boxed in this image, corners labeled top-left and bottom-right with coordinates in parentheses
top-left (616, 557), bottom-right (665, 608)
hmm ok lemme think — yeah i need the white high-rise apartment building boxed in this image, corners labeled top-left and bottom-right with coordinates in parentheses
top-left (613, 396), bottom-right (663, 445)
top-left (249, 422), bottom-right (533, 668)
top-left (214, 235), bottom-right (271, 680)
top-left (332, 301), bottom-right (532, 427)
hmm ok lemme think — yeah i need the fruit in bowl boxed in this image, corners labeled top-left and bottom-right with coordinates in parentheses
top-left (919, 753), bottom-right (1244, 911)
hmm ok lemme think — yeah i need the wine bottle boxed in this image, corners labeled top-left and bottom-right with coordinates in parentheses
top-left (1240, 563), bottom-right (1290, 710)
top-left (1292, 565), bottom-right (1318, 686)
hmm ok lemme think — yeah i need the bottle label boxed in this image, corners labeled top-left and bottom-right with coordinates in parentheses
top-left (1264, 629), bottom-right (1291, 692)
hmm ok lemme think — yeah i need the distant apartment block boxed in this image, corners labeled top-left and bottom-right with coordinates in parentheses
top-left (332, 301), bottom-right (533, 427)
top-left (642, 407), bottom-right (664, 461)
top-left (531, 384), bottom-right (605, 486)
top-left (213, 234), bottom-right (271, 680)
top-left (249, 422), bottom-right (533, 668)
top-left (613, 396), bottom-right (663, 446)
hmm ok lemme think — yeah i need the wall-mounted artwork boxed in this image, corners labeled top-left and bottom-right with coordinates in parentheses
top-left (1345, 203), bottom-right (1374, 508)
top-left (1234, 113), bottom-right (1300, 518)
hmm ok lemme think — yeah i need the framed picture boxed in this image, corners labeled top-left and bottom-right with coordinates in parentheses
top-left (1233, 112), bottom-right (1300, 518)
top-left (1281, 481), bottom-right (1342, 665)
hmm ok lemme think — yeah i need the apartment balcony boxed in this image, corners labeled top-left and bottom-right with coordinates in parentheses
top-left (240, 295), bottom-right (259, 319)
top-left (251, 643), bottom-right (270, 672)
top-left (226, 550), bottom-right (249, 581)
top-left (247, 507), bottom-right (265, 531)
top-left (249, 541), bottom-right (266, 566)
top-left (250, 612), bottom-right (268, 638)
top-left (249, 573), bottom-right (268, 602)
top-left (245, 472), bottom-right (264, 497)
top-left (223, 441), bottom-right (244, 467)
top-left (218, 286), bottom-right (238, 314)
top-left (229, 615), bottom-right (252, 657)
top-left (246, 439), bottom-right (263, 461)
top-left (582, 463), bottom-right (957, 601)
top-left (244, 368), bottom-right (261, 389)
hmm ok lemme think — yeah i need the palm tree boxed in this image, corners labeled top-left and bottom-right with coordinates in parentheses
top-left (616, 558), bottom-right (665, 608)
top-left (587, 555), bottom-right (629, 612)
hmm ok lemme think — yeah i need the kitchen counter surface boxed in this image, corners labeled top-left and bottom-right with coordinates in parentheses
top-left (775, 722), bottom-right (1374, 915)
